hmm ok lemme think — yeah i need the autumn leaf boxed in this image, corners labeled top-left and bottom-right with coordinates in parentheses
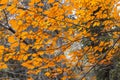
top-left (0, 0), bottom-right (8, 10)
top-left (45, 72), bottom-right (50, 77)
top-left (82, 78), bottom-right (87, 80)
top-left (23, 55), bottom-right (28, 61)
top-left (0, 45), bottom-right (4, 50)
top-left (8, 36), bottom-right (16, 43)
top-left (48, 0), bottom-right (55, 4)
top-left (9, 19), bottom-right (19, 30)
top-left (0, 62), bottom-right (7, 69)
top-left (27, 77), bottom-right (33, 80)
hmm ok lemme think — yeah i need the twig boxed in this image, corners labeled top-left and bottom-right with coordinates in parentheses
top-left (80, 36), bottom-right (120, 80)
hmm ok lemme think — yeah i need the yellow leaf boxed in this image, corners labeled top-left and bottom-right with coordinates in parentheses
top-left (0, 45), bottom-right (4, 50)
top-left (9, 19), bottom-right (19, 30)
top-left (91, 37), bottom-right (95, 41)
top-left (0, 0), bottom-right (8, 10)
top-left (10, 42), bottom-right (19, 48)
top-left (4, 55), bottom-right (12, 61)
top-left (38, 3), bottom-right (44, 6)
top-left (99, 41), bottom-right (104, 46)
top-left (18, 20), bottom-right (23, 25)
top-left (83, 30), bottom-right (87, 35)
top-left (0, 0), bottom-right (8, 4)
top-left (0, 62), bottom-right (7, 69)
top-left (61, 76), bottom-right (67, 80)
top-left (23, 55), bottom-right (28, 61)
top-left (38, 52), bottom-right (44, 55)
top-left (37, 8), bottom-right (43, 12)
top-left (21, 32), bottom-right (28, 39)
top-left (7, 5), bottom-right (17, 14)
top-left (27, 77), bottom-right (33, 80)
top-left (45, 72), bottom-right (50, 77)
top-left (8, 36), bottom-right (16, 43)
top-left (22, 61), bottom-right (35, 69)
top-left (0, 4), bottom-right (7, 10)
top-left (48, 62), bottom-right (55, 67)
top-left (32, 54), bottom-right (37, 57)
top-left (93, 21), bottom-right (100, 27)
top-left (82, 78), bottom-right (86, 80)
top-left (56, 68), bottom-right (62, 73)
top-left (48, 0), bottom-right (54, 3)
top-left (98, 48), bottom-right (103, 52)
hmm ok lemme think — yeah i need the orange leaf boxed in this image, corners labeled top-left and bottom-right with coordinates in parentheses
top-left (27, 77), bottom-right (33, 80)
top-left (0, 45), bottom-right (4, 50)
top-left (8, 36), bottom-right (16, 43)
top-left (48, 0), bottom-right (54, 3)
top-left (45, 72), bottom-right (50, 77)
top-left (0, 62), bottom-right (7, 69)
top-left (9, 19), bottom-right (19, 30)
top-left (23, 55), bottom-right (28, 61)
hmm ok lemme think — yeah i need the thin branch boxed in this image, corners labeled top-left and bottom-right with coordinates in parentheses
top-left (80, 36), bottom-right (120, 80)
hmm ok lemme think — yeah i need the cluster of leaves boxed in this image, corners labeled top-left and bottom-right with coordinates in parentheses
top-left (0, 0), bottom-right (120, 80)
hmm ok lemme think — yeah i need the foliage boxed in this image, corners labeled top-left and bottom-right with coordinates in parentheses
top-left (0, 0), bottom-right (120, 80)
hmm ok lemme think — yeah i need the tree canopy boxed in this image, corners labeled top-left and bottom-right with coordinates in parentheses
top-left (0, 0), bottom-right (120, 80)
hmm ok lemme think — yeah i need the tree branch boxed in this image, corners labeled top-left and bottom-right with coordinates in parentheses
top-left (80, 36), bottom-right (120, 80)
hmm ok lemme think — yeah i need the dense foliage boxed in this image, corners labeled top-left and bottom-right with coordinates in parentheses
top-left (0, 0), bottom-right (120, 80)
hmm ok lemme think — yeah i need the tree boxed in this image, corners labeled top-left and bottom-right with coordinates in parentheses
top-left (0, 0), bottom-right (120, 80)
